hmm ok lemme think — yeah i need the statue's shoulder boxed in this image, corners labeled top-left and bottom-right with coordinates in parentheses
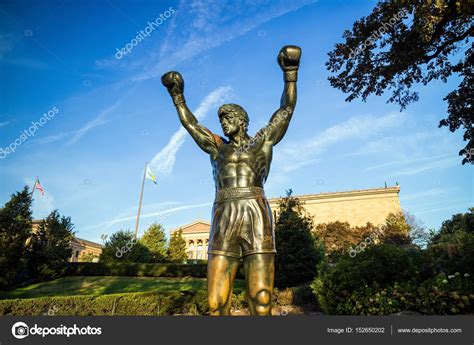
top-left (212, 134), bottom-right (228, 146)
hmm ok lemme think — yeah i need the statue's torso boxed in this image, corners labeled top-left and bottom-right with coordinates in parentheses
top-left (211, 137), bottom-right (272, 191)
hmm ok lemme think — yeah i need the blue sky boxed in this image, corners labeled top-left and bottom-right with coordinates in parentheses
top-left (0, 0), bottom-right (472, 243)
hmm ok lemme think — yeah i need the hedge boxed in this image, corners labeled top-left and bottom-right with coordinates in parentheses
top-left (65, 262), bottom-right (208, 278)
top-left (0, 291), bottom-right (210, 316)
top-left (66, 262), bottom-right (245, 279)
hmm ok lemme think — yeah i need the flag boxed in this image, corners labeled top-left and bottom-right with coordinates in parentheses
top-left (145, 165), bottom-right (157, 185)
top-left (34, 179), bottom-right (45, 195)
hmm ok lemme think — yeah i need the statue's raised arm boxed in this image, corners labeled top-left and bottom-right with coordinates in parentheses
top-left (260, 45), bottom-right (301, 146)
top-left (161, 71), bottom-right (219, 158)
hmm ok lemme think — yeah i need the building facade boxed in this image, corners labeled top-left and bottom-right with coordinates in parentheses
top-left (31, 220), bottom-right (103, 262)
top-left (172, 186), bottom-right (402, 259)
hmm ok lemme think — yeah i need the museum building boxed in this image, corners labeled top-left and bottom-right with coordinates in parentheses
top-left (170, 186), bottom-right (402, 260)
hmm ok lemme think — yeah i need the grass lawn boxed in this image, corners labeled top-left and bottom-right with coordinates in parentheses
top-left (0, 276), bottom-right (245, 300)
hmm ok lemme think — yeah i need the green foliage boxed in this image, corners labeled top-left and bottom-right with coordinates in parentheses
top-left (100, 230), bottom-right (151, 263)
top-left (168, 229), bottom-right (187, 261)
top-left (314, 221), bottom-right (379, 256)
top-left (311, 244), bottom-right (424, 314)
top-left (312, 209), bottom-right (474, 315)
top-left (431, 208), bottom-right (474, 241)
top-left (78, 252), bottom-right (99, 263)
top-left (140, 223), bottom-right (167, 262)
top-left (326, 0), bottom-right (473, 163)
top-left (231, 291), bottom-right (248, 310)
top-left (416, 272), bottom-right (473, 314)
top-left (65, 262), bottom-right (208, 278)
top-left (27, 210), bottom-right (74, 281)
top-left (379, 212), bottom-right (411, 246)
top-left (0, 276), bottom-right (214, 300)
top-left (0, 290), bottom-right (210, 316)
top-left (0, 187), bottom-right (32, 288)
top-left (274, 190), bottom-right (325, 288)
top-left (321, 273), bottom-right (474, 316)
top-left (426, 208), bottom-right (474, 276)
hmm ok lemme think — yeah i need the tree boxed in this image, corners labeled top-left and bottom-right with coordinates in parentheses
top-left (28, 210), bottom-right (74, 281)
top-left (168, 229), bottom-right (187, 261)
top-left (78, 252), bottom-right (99, 262)
top-left (404, 211), bottom-right (431, 248)
top-left (426, 208), bottom-right (474, 275)
top-left (274, 190), bottom-right (325, 288)
top-left (379, 212), bottom-right (411, 246)
top-left (326, 0), bottom-right (473, 163)
top-left (0, 187), bottom-right (32, 288)
top-left (431, 207), bottom-right (474, 241)
top-left (314, 221), bottom-right (379, 256)
top-left (140, 223), bottom-right (167, 262)
top-left (99, 229), bottom-right (151, 263)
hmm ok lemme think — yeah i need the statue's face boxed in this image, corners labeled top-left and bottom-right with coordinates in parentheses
top-left (219, 113), bottom-right (241, 137)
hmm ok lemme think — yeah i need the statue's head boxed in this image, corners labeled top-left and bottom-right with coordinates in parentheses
top-left (218, 103), bottom-right (249, 137)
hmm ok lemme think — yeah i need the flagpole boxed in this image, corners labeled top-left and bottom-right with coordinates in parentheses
top-left (133, 162), bottom-right (147, 240)
top-left (30, 176), bottom-right (38, 200)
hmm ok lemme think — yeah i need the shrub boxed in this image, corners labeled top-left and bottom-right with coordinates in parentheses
top-left (427, 230), bottom-right (474, 277)
top-left (292, 284), bottom-right (317, 307)
top-left (100, 230), bottom-right (151, 263)
top-left (65, 262), bottom-right (208, 278)
top-left (312, 244), bottom-right (424, 314)
top-left (416, 273), bottom-right (473, 315)
top-left (0, 187), bottom-right (32, 289)
top-left (231, 291), bottom-right (248, 310)
top-left (275, 190), bottom-right (325, 288)
top-left (28, 211), bottom-right (74, 281)
top-left (0, 291), bottom-right (210, 316)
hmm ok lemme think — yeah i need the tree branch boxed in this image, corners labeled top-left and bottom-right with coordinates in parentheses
top-left (423, 27), bottom-right (473, 62)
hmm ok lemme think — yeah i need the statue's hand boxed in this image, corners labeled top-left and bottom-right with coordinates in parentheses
top-left (277, 45), bottom-right (301, 72)
top-left (161, 71), bottom-right (184, 96)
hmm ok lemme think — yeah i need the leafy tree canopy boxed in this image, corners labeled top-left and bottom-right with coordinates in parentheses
top-left (275, 189), bottom-right (325, 288)
top-left (28, 210), bottom-right (75, 280)
top-left (168, 229), bottom-right (188, 261)
top-left (327, 0), bottom-right (473, 163)
top-left (140, 223), bottom-right (167, 262)
top-left (0, 186), bottom-right (32, 288)
top-left (100, 229), bottom-right (151, 263)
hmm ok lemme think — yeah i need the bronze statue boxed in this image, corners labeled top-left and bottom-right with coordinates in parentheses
top-left (162, 45), bottom-right (301, 315)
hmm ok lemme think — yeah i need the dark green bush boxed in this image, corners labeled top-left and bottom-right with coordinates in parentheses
top-left (416, 273), bottom-right (473, 315)
top-left (0, 290), bottom-right (210, 316)
top-left (312, 244), bottom-right (424, 314)
top-left (65, 262), bottom-right (208, 278)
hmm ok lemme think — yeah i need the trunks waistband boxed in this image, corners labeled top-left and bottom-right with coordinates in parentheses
top-left (214, 187), bottom-right (265, 202)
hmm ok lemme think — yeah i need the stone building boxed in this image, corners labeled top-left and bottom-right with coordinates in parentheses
top-left (170, 220), bottom-right (211, 260)
top-left (172, 186), bottom-right (402, 259)
top-left (31, 220), bottom-right (102, 262)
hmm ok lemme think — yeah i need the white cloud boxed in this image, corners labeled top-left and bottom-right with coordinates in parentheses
top-left (83, 201), bottom-right (212, 232)
top-left (134, 0), bottom-right (317, 80)
top-left (392, 156), bottom-right (459, 176)
top-left (275, 112), bottom-right (405, 173)
top-left (401, 188), bottom-right (451, 201)
top-left (149, 85), bottom-right (233, 176)
top-left (67, 103), bottom-right (116, 145)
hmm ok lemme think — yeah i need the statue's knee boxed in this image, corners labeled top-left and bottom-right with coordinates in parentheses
top-left (255, 289), bottom-right (271, 306)
top-left (253, 289), bottom-right (271, 315)
top-left (208, 296), bottom-right (221, 313)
